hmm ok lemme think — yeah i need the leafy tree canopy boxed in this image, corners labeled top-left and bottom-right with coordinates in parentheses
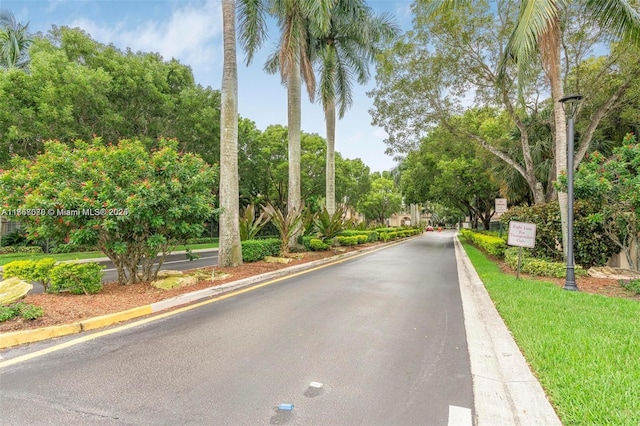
top-left (0, 138), bottom-right (216, 284)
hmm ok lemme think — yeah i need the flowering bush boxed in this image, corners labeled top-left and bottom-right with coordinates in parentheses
top-left (0, 138), bottom-right (216, 284)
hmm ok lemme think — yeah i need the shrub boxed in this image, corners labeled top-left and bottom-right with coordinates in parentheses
top-left (0, 229), bottom-right (28, 246)
top-left (461, 230), bottom-right (507, 258)
top-left (504, 247), bottom-right (586, 278)
top-left (241, 238), bottom-right (281, 262)
top-left (620, 279), bottom-right (640, 295)
top-left (0, 302), bottom-right (44, 322)
top-left (309, 238), bottom-right (330, 251)
top-left (16, 302), bottom-right (44, 320)
top-left (0, 304), bottom-right (20, 322)
top-left (3, 258), bottom-right (57, 292)
top-left (187, 237), bottom-right (219, 244)
top-left (336, 236), bottom-right (359, 246)
top-left (49, 243), bottom-right (97, 254)
top-left (49, 262), bottom-right (104, 295)
top-left (314, 206), bottom-right (347, 241)
top-left (500, 201), bottom-right (617, 268)
top-left (356, 235), bottom-right (368, 244)
top-left (2, 260), bottom-right (36, 281)
top-left (340, 230), bottom-right (379, 242)
top-left (0, 246), bottom-right (44, 255)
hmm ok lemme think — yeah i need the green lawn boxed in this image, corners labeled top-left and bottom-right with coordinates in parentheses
top-left (461, 239), bottom-right (640, 425)
top-left (0, 243), bottom-right (218, 266)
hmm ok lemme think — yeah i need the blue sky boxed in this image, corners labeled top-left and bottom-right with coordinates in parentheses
top-left (3, 0), bottom-right (413, 173)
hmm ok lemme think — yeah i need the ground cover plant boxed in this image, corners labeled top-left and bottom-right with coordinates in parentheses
top-left (461, 239), bottom-right (640, 425)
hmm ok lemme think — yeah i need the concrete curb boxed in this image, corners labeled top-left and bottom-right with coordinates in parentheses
top-left (453, 236), bottom-right (561, 425)
top-left (0, 243), bottom-right (395, 349)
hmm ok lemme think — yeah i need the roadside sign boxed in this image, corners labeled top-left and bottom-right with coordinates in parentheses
top-left (495, 198), bottom-right (507, 215)
top-left (507, 221), bottom-right (536, 248)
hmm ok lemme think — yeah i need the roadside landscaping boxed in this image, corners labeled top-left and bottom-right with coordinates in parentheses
top-left (461, 239), bottom-right (640, 425)
top-left (0, 243), bottom-right (219, 267)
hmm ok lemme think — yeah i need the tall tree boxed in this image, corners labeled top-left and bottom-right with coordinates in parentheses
top-left (0, 9), bottom-right (32, 71)
top-left (358, 176), bottom-right (402, 225)
top-left (425, 0), bottom-right (640, 257)
top-left (502, 0), bottom-right (640, 258)
top-left (311, 0), bottom-right (398, 214)
top-left (264, 0), bottom-right (333, 248)
top-left (219, 0), bottom-right (243, 267)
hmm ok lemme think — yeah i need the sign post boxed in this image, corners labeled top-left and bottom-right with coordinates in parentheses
top-left (495, 198), bottom-right (507, 236)
top-left (507, 221), bottom-right (537, 279)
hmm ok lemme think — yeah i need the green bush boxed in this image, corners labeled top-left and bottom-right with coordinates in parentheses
top-left (241, 238), bottom-right (281, 262)
top-left (309, 238), bottom-right (330, 251)
top-left (1, 229), bottom-right (28, 246)
top-left (620, 279), bottom-right (640, 295)
top-left (49, 243), bottom-right (97, 254)
top-left (340, 230), bottom-right (377, 241)
top-left (3, 258), bottom-right (57, 292)
top-left (504, 247), bottom-right (586, 278)
top-left (460, 229), bottom-right (507, 257)
top-left (0, 304), bottom-right (20, 321)
top-left (0, 302), bottom-right (44, 322)
top-left (0, 246), bottom-right (44, 255)
top-left (500, 201), bottom-right (617, 268)
top-left (336, 236), bottom-right (359, 246)
top-left (2, 260), bottom-right (36, 281)
top-left (49, 262), bottom-right (104, 295)
top-left (16, 302), bottom-right (44, 320)
top-left (187, 237), bottom-right (219, 244)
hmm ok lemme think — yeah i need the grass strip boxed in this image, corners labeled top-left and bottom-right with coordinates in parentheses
top-left (461, 239), bottom-right (640, 426)
top-left (0, 243), bottom-right (218, 266)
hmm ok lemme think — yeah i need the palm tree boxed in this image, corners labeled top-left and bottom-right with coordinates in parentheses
top-left (218, 0), bottom-right (243, 267)
top-left (311, 0), bottom-right (398, 214)
top-left (244, 0), bottom-right (333, 249)
top-left (427, 0), bottom-right (640, 259)
top-left (0, 9), bottom-right (32, 71)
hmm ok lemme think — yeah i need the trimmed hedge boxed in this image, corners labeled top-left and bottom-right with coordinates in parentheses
top-left (3, 258), bottom-right (56, 293)
top-left (504, 247), bottom-right (587, 278)
top-left (241, 238), bottom-right (281, 262)
top-left (500, 201), bottom-right (617, 268)
top-left (460, 229), bottom-right (506, 257)
top-left (309, 238), bottom-right (330, 251)
top-left (49, 262), bottom-right (104, 295)
top-left (339, 230), bottom-right (379, 242)
top-left (336, 236), bottom-right (359, 246)
top-left (0, 246), bottom-right (43, 255)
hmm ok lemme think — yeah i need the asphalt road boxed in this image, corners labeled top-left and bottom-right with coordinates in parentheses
top-left (0, 234), bottom-right (473, 425)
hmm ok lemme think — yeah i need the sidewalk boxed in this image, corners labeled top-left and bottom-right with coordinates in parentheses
top-left (453, 237), bottom-right (561, 425)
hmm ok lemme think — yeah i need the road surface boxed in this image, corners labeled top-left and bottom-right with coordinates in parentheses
top-left (0, 234), bottom-right (473, 425)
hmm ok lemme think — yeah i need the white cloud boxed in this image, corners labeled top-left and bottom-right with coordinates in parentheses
top-left (69, 0), bottom-right (222, 76)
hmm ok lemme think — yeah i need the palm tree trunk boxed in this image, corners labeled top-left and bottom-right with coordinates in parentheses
top-left (219, 0), bottom-right (243, 267)
top-left (545, 19), bottom-right (570, 261)
top-left (325, 97), bottom-right (336, 215)
top-left (287, 56), bottom-right (302, 248)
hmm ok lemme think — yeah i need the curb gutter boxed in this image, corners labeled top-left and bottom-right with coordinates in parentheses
top-left (453, 237), bottom-right (561, 426)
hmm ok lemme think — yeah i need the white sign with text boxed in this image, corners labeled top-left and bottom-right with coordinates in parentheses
top-left (507, 221), bottom-right (536, 248)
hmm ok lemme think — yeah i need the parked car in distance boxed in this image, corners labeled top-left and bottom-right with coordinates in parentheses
top-left (425, 225), bottom-right (434, 232)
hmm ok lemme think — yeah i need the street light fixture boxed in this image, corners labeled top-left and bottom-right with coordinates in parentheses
top-left (559, 94), bottom-right (583, 291)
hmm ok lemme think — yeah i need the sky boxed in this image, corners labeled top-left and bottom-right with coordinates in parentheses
top-left (3, 0), bottom-right (414, 173)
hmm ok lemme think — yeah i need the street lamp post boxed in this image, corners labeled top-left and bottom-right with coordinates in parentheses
top-left (559, 94), bottom-right (583, 291)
